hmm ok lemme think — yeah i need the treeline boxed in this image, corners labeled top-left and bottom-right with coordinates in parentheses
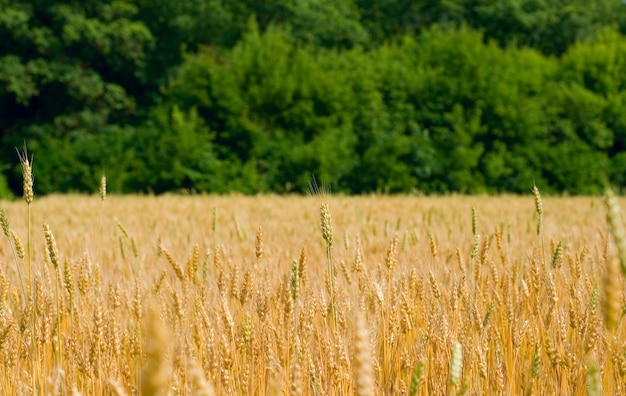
top-left (2, 0), bottom-right (626, 196)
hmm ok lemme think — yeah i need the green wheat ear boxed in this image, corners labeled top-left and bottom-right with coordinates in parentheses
top-left (409, 361), bottom-right (425, 396)
top-left (605, 188), bottom-right (626, 275)
top-left (586, 362), bottom-right (601, 396)
top-left (471, 206), bottom-right (477, 236)
top-left (532, 184), bottom-right (543, 236)
top-left (100, 174), bottom-right (107, 201)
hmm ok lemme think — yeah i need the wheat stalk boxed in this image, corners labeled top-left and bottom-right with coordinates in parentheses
top-left (43, 222), bottom-right (63, 369)
top-left (16, 147), bottom-right (37, 391)
top-left (17, 147), bottom-right (34, 287)
top-left (320, 201), bottom-right (337, 330)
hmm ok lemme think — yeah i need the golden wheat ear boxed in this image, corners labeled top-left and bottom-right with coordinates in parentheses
top-left (16, 145), bottom-right (34, 205)
top-left (353, 309), bottom-right (374, 396)
top-left (140, 305), bottom-right (171, 396)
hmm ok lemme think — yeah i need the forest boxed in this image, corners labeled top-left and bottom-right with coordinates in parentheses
top-left (2, 0), bottom-right (626, 196)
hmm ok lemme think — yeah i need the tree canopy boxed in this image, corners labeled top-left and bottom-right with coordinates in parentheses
top-left (2, 0), bottom-right (626, 196)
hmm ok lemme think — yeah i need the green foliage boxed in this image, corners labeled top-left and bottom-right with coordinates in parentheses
top-left (0, 0), bottom-right (153, 138)
top-left (461, 0), bottom-right (626, 55)
top-left (9, 124), bottom-right (135, 194)
top-left (282, 0), bottom-right (369, 47)
top-left (0, 166), bottom-right (12, 199)
top-left (3, 1), bottom-right (626, 196)
top-left (403, 26), bottom-right (555, 192)
top-left (125, 105), bottom-right (264, 194)
top-left (164, 23), bottom-right (364, 192)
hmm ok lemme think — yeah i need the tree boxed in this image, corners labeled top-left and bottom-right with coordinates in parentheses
top-left (463, 0), bottom-right (626, 55)
top-left (0, 0), bottom-right (153, 191)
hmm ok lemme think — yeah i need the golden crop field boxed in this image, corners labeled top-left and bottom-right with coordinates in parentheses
top-left (0, 191), bottom-right (625, 395)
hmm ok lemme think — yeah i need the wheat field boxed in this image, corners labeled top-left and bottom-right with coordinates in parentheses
top-left (0, 191), bottom-right (625, 395)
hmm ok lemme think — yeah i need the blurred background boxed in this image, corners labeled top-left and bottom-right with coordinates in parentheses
top-left (1, 0), bottom-right (626, 196)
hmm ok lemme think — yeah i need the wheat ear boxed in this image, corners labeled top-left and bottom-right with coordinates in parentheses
top-left (353, 310), bottom-right (374, 396)
top-left (0, 209), bottom-right (27, 302)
